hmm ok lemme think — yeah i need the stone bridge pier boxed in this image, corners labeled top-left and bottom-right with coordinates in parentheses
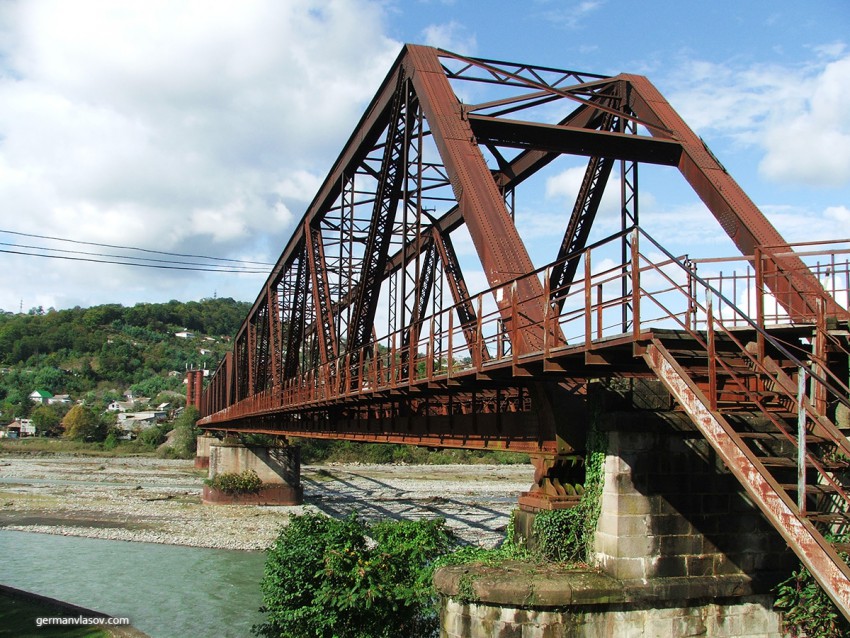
top-left (201, 437), bottom-right (303, 505)
top-left (436, 379), bottom-right (795, 637)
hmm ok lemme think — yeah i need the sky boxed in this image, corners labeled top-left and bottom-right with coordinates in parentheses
top-left (0, 0), bottom-right (848, 313)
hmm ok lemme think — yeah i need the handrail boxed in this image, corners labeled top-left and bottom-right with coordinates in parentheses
top-left (637, 228), bottom-right (850, 411)
top-left (200, 226), bottom-right (849, 429)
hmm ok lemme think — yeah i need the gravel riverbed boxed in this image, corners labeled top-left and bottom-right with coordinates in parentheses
top-left (0, 455), bottom-right (533, 550)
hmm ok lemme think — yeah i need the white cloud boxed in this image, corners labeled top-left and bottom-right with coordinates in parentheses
top-left (667, 51), bottom-right (850, 187)
top-left (825, 205), bottom-right (850, 227)
top-left (420, 20), bottom-right (476, 55)
top-left (534, 0), bottom-right (604, 30)
top-left (759, 56), bottom-right (850, 185)
top-left (545, 165), bottom-right (620, 218)
top-left (0, 0), bottom-right (401, 310)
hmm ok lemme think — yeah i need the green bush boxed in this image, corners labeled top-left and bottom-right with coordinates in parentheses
top-left (775, 545), bottom-right (850, 638)
top-left (138, 424), bottom-right (168, 448)
top-left (102, 430), bottom-right (119, 450)
top-left (205, 469), bottom-right (263, 495)
top-left (254, 513), bottom-right (458, 638)
top-left (168, 406), bottom-right (200, 458)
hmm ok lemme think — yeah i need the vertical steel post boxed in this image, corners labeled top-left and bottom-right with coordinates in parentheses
top-left (755, 247), bottom-right (765, 362)
top-left (584, 253), bottom-right (592, 350)
top-left (798, 366), bottom-right (808, 515)
top-left (707, 294), bottom-right (717, 411)
top-left (631, 228), bottom-right (641, 339)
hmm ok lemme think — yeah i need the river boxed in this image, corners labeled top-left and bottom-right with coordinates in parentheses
top-left (0, 530), bottom-right (267, 638)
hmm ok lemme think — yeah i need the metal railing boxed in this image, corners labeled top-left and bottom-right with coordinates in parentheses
top-left (202, 228), bottom-right (849, 435)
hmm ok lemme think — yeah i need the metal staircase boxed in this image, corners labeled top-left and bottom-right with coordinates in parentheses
top-left (641, 286), bottom-right (850, 618)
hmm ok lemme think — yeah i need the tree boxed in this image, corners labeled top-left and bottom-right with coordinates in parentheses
top-left (169, 405), bottom-right (200, 458)
top-left (62, 404), bottom-right (106, 441)
top-left (30, 405), bottom-right (62, 437)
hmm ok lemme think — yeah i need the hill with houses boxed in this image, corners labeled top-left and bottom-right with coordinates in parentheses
top-left (0, 297), bottom-right (249, 434)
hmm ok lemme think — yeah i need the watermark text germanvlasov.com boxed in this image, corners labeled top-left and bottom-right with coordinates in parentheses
top-left (36, 616), bottom-right (131, 628)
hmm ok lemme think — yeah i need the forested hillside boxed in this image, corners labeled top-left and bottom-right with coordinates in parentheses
top-left (0, 298), bottom-right (250, 420)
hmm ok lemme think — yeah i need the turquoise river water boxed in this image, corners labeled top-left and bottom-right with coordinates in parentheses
top-left (0, 529), bottom-right (267, 638)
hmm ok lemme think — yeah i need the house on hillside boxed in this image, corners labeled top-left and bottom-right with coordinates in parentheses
top-left (174, 330), bottom-right (195, 339)
top-left (116, 411), bottom-right (167, 438)
top-left (29, 390), bottom-right (53, 405)
top-left (107, 400), bottom-right (136, 413)
top-left (48, 394), bottom-right (72, 406)
top-left (2, 419), bottom-right (35, 437)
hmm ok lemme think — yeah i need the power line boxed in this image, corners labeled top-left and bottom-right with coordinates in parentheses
top-left (0, 228), bottom-right (276, 267)
top-left (0, 240), bottom-right (264, 271)
top-left (0, 248), bottom-right (267, 273)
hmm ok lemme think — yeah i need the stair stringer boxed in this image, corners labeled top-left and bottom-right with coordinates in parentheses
top-left (644, 339), bottom-right (850, 620)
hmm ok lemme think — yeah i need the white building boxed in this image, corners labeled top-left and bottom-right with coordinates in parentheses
top-left (29, 390), bottom-right (53, 404)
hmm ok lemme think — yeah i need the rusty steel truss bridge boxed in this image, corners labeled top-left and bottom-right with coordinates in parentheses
top-left (196, 45), bottom-right (850, 617)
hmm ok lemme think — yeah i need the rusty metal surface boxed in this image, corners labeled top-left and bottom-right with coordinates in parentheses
top-left (405, 44), bottom-right (548, 354)
top-left (623, 74), bottom-right (847, 323)
top-left (644, 340), bottom-right (850, 621)
top-left (189, 46), bottom-right (850, 613)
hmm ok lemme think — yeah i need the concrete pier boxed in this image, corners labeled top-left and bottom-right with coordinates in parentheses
top-left (203, 439), bottom-right (303, 505)
top-left (193, 434), bottom-right (215, 469)
top-left (435, 379), bottom-right (794, 637)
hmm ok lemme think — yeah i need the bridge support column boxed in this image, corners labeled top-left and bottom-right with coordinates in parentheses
top-left (203, 439), bottom-right (303, 505)
top-left (591, 409), bottom-right (795, 594)
top-left (194, 434), bottom-right (216, 469)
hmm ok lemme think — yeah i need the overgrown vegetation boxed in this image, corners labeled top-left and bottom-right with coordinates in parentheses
top-left (164, 406), bottom-right (200, 458)
top-left (534, 427), bottom-right (605, 563)
top-left (254, 513), bottom-right (457, 638)
top-left (205, 469), bottom-right (263, 495)
top-left (775, 541), bottom-right (850, 638)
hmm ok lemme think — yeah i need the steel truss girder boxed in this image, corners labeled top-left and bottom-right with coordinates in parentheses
top-left (306, 223), bottom-right (338, 366)
top-left (404, 45), bottom-right (549, 354)
top-left (204, 43), bottom-right (844, 439)
top-left (266, 284), bottom-right (282, 388)
top-left (621, 74), bottom-right (846, 322)
top-left (282, 243), bottom-right (307, 379)
top-left (349, 72), bottom-right (414, 355)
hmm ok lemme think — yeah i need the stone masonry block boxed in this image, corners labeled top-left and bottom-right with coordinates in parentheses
top-left (615, 493), bottom-right (653, 516)
top-left (659, 534), bottom-right (703, 557)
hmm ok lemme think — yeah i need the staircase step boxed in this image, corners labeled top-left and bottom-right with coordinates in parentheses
top-left (806, 512), bottom-right (850, 525)
top-left (736, 431), bottom-right (829, 445)
top-left (780, 483), bottom-right (842, 495)
top-left (759, 456), bottom-right (850, 470)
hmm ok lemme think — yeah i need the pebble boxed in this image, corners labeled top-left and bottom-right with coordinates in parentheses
top-left (0, 455), bottom-right (533, 550)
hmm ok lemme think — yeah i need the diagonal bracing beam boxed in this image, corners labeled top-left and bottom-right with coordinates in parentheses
top-left (305, 223), bottom-right (338, 367)
top-left (405, 45), bottom-right (551, 354)
top-left (348, 72), bottom-right (413, 356)
top-left (401, 237), bottom-right (438, 376)
top-left (622, 74), bottom-right (848, 322)
top-left (432, 227), bottom-right (491, 364)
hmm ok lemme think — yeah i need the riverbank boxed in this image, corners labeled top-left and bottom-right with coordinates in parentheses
top-left (0, 454), bottom-right (532, 550)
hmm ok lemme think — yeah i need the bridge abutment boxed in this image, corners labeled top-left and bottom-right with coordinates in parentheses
top-left (203, 439), bottom-right (303, 505)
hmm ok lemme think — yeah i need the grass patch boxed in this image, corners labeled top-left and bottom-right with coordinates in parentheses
top-left (0, 438), bottom-right (157, 457)
top-left (0, 590), bottom-right (111, 638)
top-left (297, 439), bottom-right (530, 465)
